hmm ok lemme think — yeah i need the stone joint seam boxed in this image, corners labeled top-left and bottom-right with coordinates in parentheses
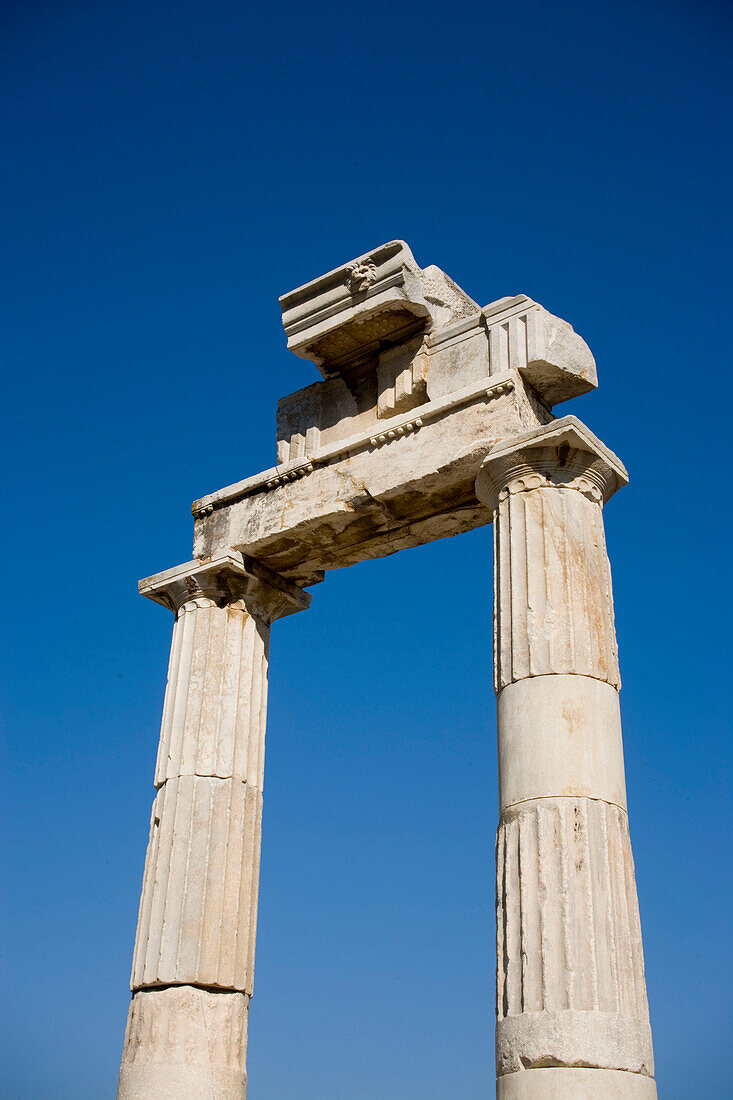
top-left (154, 775), bottom-right (264, 790)
top-left (499, 793), bottom-right (629, 817)
top-left (493, 669), bottom-right (622, 698)
top-left (128, 982), bottom-right (256, 997)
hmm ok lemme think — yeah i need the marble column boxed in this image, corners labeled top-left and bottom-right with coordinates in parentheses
top-left (475, 418), bottom-right (656, 1100)
top-left (118, 553), bottom-right (310, 1100)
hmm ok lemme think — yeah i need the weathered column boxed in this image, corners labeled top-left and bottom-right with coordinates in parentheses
top-left (118, 553), bottom-right (310, 1100)
top-left (476, 417), bottom-right (656, 1100)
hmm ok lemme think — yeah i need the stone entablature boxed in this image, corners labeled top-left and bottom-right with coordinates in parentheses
top-left (192, 369), bottom-right (551, 588)
top-left (190, 245), bottom-right (597, 592)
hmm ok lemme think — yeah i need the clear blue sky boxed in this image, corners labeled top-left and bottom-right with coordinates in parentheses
top-left (1, 1), bottom-right (731, 1097)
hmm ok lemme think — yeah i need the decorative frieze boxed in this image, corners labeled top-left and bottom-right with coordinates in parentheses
top-left (370, 416), bottom-right (423, 447)
top-left (154, 599), bottom-right (269, 787)
top-left (496, 796), bottom-right (653, 1076)
top-left (376, 335), bottom-right (429, 418)
top-left (266, 460), bottom-right (314, 491)
top-left (130, 776), bottom-right (262, 994)
top-left (275, 254), bottom-right (593, 467)
top-left (199, 373), bottom-right (521, 513)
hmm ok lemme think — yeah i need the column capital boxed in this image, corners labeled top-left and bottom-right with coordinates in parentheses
top-left (138, 550), bottom-right (311, 623)
top-left (475, 416), bottom-right (628, 512)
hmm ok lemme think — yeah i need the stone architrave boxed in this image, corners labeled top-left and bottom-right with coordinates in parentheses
top-left (119, 241), bottom-right (657, 1098)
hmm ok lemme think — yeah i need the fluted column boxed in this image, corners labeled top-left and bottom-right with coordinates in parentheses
top-left (118, 553), bottom-right (310, 1100)
top-left (476, 417), bottom-right (656, 1100)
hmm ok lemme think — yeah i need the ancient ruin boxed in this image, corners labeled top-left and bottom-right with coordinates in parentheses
top-left (117, 241), bottom-right (657, 1099)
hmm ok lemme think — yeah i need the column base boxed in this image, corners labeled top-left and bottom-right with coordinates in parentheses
top-left (497, 1068), bottom-right (657, 1099)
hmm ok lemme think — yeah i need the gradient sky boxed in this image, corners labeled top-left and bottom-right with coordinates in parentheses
top-left (2, 1), bottom-right (731, 1097)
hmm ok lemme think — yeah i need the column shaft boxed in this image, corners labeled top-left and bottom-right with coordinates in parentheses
top-left (154, 597), bottom-right (268, 787)
top-left (476, 419), bottom-right (656, 1099)
top-left (493, 479), bottom-right (620, 691)
top-left (119, 595), bottom-right (270, 1100)
top-left (130, 775), bottom-right (262, 991)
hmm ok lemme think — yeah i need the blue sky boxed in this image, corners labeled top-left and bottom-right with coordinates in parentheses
top-left (1, 1), bottom-right (731, 1096)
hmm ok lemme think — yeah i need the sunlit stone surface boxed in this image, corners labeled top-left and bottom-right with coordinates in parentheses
top-left (119, 242), bottom-right (655, 1098)
top-left (477, 420), bottom-right (655, 1096)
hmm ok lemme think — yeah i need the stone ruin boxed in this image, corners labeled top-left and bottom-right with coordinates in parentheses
top-left (117, 242), bottom-right (657, 1099)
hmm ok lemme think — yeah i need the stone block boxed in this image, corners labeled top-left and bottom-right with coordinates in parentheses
top-left (274, 313), bottom-right (492, 465)
top-left (152, 599), bottom-right (269, 787)
top-left (492, 479), bottom-right (620, 691)
top-left (496, 796), bottom-right (652, 1074)
top-left (279, 239), bottom-right (478, 376)
top-left (118, 986), bottom-right (248, 1100)
top-left (496, 1067), bottom-right (657, 1099)
top-left (275, 291), bottom-right (591, 469)
top-left (131, 776), bottom-right (261, 993)
top-left (497, 675), bottom-right (627, 811)
top-left (193, 374), bottom-right (552, 586)
top-left (496, 1010), bottom-right (654, 1078)
top-left (483, 294), bottom-right (597, 407)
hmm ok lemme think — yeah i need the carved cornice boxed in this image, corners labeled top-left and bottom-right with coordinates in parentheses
top-left (138, 551), bottom-right (311, 623)
top-left (279, 240), bottom-right (478, 375)
top-left (475, 416), bottom-right (628, 512)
